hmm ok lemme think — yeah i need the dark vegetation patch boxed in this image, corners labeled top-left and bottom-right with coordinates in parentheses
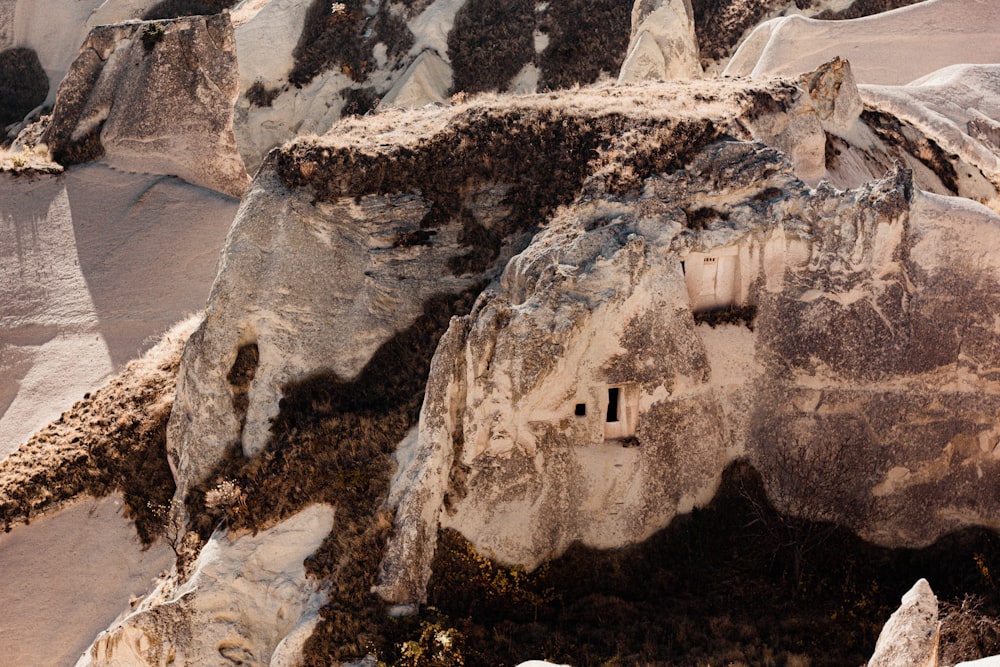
top-left (0, 327), bottom-right (189, 544)
top-left (341, 86), bottom-right (380, 116)
top-left (142, 0), bottom-right (238, 19)
top-left (290, 0), bottom-right (371, 86)
top-left (289, 1), bottom-right (416, 89)
top-left (381, 461), bottom-right (1000, 667)
top-left (447, 0), bottom-right (535, 95)
top-left (683, 206), bottom-right (728, 229)
top-left (814, 0), bottom-right (926, 20)
top-left (538, 0), bottom-right (632, 91)
top-left (245, 80), bottom-right (280, 108)
top-left (372, 4), bottom-right (415, 60)
top-left (141, 22), bottom-right (167, 51)
top-left (940, 595), bottom-right (1000, 665)
top-left (691, 0), bottom-right (791, 64)
top-left (186, 287), bottom-right (483, 664)
top-left (693, 304), bottom-right (757, 329)
top-left (0, 48), bottom-right (48, 127)
top-left (393, 229), bottom-right (436, 248)
top-left (862, 108), bottom-right (960, 193)
top-left (739, 83), bottom-right (799, 117)
top-left (276, 108), bottom-right (728, 275)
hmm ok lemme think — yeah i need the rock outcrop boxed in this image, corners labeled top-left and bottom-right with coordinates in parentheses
top-left (158, 70), bottom-right (1000, 612)
top-left (376, 138), bottom-right (1000, 603)
top-left (43, 13), bottom-right (249, 197)
top-left (78, 503), bottom-right (335, 667)
top-left (619, 0), bottom-right (701, 83)
top-left (165, 77), bottom-right (798, 509)
top-left (868, 579), bottom-right (940, 667)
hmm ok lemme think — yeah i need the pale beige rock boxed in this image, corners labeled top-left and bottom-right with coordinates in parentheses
top-left (868, 579), bottom-right (940, 667)
top-left (166, 166), bottom-right (482, 499)
top-left (43, 14), bottom-right (249, 198)
top-left (77, 504), bottom-right (335, 667)
top-left (376, 138), bottom-right (1000, 603)
top-left (747, 58), bottom-right (862, 186)
top-left (724, 0), bottom-right (1000, 85)
top-left (233, 0), bottom-right (308, 93)
top-left (381, 49), bottom-right (453, 109)
top-left (619, 0), bottom-right (701, 83)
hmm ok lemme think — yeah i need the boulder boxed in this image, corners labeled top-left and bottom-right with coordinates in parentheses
top-left (868, 579), bottom-right (940, 667)
top-left (43, 14), bottom-right (249, 198)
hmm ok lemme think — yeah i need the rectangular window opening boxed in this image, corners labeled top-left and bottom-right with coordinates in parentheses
top-left (606, 387), bottom-right (620, 423)
top-left (574, 403), bottom-right (586, 417)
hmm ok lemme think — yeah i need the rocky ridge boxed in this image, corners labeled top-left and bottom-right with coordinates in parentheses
top-left (4, 0), bottom-right (1000, 666)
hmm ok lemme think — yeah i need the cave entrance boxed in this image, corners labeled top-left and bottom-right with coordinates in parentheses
top-left (683, 248), bottom-right (741, 313)
top-left (604, 384), bottom-right (638, 441)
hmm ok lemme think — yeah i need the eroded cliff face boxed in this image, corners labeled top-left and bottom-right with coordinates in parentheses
top-left (42, 13), bottom-right (248, 197)
top-left (377, 139), bottom-right (1000, 604)
top-left (157, 68), bottom-right (1000, 617)
top-left (78, 503), bottom-right (334, 667)
top-left (166, 78), bottom-right (805, 508)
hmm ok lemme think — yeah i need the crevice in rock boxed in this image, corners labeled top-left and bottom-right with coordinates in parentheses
top-left (226, 341), bottom-right (259, 440)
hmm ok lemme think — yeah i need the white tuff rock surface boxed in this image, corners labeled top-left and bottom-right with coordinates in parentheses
top-left (43, 13), bottom-right (249, 198)
top-left (166, 165), bottom-right (480, 497)
top-left (868, 579), bottom-right (940, 667)
top-left (377, 138), bottom-right (1000, 602)
top-left (724, 0), bottom-right (1000, 85)
top-left (619, 0), bottom-right (701, 83)
top-left (77, 503), bottom-right (335, 667)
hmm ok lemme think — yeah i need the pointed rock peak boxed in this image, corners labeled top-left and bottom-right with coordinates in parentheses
top-left (868, 578), bottom-right (940, 667)
top-left (618, 0), bottom-right (700, 83)
top-left (800, 56), bottom-right (863, 134)
top-left (380, 49), bottom-right (453, 110)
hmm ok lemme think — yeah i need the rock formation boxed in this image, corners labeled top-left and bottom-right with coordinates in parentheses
top-left (377, 134), bottom-right (1000, 603)
top-left (42, 13), bottom-right (249, 197)
top-left (165, 77), bottom-right (794, 508)
top-left (868, 579), bottom-right (940, 667)
top-left (78, 503), bottom-right (334, 667)
top-left (6, 1), bottom-right (1000, 665)
top-left (618, 0), bottom-right (701, 83)
top-left (724, 0), bottom-right (1000, 85)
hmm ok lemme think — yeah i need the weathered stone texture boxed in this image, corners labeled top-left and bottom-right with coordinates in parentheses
top-left (43, 13), bottom-right (248, 197)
